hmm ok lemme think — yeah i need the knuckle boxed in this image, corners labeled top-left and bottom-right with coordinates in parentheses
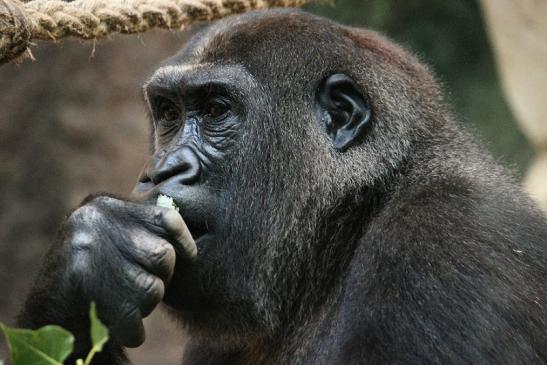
top-left (89, 195), bottom-right (119, 207)
top-left (152, 209), bottom-right (165, 227)
top-left (136, 271), bottom-right (155, 292)
top-left (147, 278), bottom-right (165, 303)
top-left (83, 195), bottom-right (126, 217)
top-left (150, 243), bottom-right (176, 269)
top-left (69, 230), bottom-right (96, 250)
top-left (119, 301), bottom-right (139, 320)
top-left (65, 205), bottom-right (116, 252)
top-left (67, 205), bottom-right (104, 228)
top-left (137, 273), bottom-right (164, 302)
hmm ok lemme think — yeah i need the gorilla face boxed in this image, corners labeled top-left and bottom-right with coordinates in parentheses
top-left (131, 63), bottom-right (263, 315)
top-left (134, 63), bottom-right (257, 245)
top-left (131, 54), bottom-right (283, 333)
top-left (130, 9), bottom-right (441, 338)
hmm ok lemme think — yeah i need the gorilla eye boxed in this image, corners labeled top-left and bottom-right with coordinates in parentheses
top-left (156, 99), bottom-right (180, 126)
top-left (203, 98), bottom-right (230, 120)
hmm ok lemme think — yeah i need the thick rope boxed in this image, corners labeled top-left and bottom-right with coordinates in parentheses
top-left (0, 0), bottom-right (316, 64)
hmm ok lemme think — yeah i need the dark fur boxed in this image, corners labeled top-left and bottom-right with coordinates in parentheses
top-left (169, 9), bottom-right (546, 364)
top-left (20, 9), bottom-right (546, 365)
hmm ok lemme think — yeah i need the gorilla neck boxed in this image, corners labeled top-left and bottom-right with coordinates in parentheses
top-left (182, 188), bottom-right (383, 365)
top-left (182, 287), bottom-right (356, 365)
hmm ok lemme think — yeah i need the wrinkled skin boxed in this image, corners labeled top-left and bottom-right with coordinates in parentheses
top-left (18, 195), bottom-right (196, 359)
top-left (19, 9), bottom-right (546, 365)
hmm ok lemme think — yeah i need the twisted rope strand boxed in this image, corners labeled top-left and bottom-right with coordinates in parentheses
top-left (0, 0), bottom-right (315, 63)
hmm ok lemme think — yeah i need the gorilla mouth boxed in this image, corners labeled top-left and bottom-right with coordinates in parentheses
top-left (153, 188), bottom-right (215, 244)
top-left (177, 210), bottom-right (211, 243)
top-left (185, 219), bottom-right (209, 242)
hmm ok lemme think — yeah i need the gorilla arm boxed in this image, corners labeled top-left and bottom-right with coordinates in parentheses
top-left (17, 195), bottom-right (196, 364)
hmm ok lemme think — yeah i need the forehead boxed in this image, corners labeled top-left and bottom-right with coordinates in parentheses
top-left (175, 10), bottom-right (326, 61)
top-left (143, 61), bottom-right (260, 105)
top-left (157, 10), bottom-right (350, 86)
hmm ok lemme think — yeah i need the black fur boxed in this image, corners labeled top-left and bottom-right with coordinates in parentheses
top-left (19, 9), bottom-right (546, 365)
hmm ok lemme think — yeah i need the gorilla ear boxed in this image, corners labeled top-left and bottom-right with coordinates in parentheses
top-left (317, 74), bottom-right (372, 152)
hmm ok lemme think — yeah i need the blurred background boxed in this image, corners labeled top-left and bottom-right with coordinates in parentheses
top-left (1, 0), bottom-right (545, 363)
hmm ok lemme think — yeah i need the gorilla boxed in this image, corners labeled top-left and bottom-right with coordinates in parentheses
top-left (18, 9), bottom-right (546, 365)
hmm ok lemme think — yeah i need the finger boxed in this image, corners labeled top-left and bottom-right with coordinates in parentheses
top-left (89, 197), bottom-right (198, 259)
top-left (116, 200), bottom-right (197, 259)
top-left (90, 196), bottom-right (165, 231)
top-left (162, 209), bottom-right (198, 260)
top-left (123, 230), bottom-right (176, 282)
top-left (134, 270), bottom-right (165, 317)
top-left (111, 304), bottom-right (145, 348)
top-left (121, 264), bottom-right (165, 317)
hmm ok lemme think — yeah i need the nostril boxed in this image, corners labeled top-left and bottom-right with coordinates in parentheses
top-left (139, 174), bottom-right (152, 183)
top-left (150, 147), bottom-right (201, 185)
top-left (178, 160), bottom-right (200, 185)
top-left (152, 161), bottom-right (192, 185)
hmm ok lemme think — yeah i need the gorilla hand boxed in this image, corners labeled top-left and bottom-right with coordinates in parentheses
top-left (19, 195), bottom-right (196, 350)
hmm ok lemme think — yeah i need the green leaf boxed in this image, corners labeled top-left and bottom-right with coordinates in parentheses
top-left (81, 303), bottom-right (109, 365)
top-left (0, 322), bottom-right (74, 365)
top-left (89, 303), bottom-right (108, 353)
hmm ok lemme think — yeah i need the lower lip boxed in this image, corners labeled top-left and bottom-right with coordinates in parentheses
top-left (195, 233), bottom-right (214, 246)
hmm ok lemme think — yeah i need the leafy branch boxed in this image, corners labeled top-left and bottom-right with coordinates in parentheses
top-left (0, 303), bottom-right (108, 365)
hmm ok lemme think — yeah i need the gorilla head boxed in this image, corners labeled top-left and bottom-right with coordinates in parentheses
top-left (134, 10), bottom-right (417, 328)
top-left (132, 8), bottom-right (545, 352)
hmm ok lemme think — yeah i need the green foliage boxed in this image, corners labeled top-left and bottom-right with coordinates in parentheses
top-left (0, 303), bottom-right (109, 365)
top-left (89, 303), bottom-right (108, 353)
top-left (0, 324), bottom-right (74, 365)
top-left (77, 303), bottom-right (109, 365)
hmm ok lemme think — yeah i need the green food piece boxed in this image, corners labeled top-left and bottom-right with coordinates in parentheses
top-left (0, 323), bottom-right (74, 365)
top-left (156, 194), bottom-right (179, 212)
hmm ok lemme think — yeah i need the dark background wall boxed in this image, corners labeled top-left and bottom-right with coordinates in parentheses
top-left (0, 1), bottom-right (531, 363)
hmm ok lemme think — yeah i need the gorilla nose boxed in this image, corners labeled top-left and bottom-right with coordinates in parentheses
top-left (149, 146), bottom-right (201, 185)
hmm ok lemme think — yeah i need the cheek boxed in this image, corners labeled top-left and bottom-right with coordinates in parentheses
top-left (200, 115), bottom-right (240, 148)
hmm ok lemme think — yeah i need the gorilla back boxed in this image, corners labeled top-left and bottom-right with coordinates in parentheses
top-left (19, 9), bottom-right (546, 365)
